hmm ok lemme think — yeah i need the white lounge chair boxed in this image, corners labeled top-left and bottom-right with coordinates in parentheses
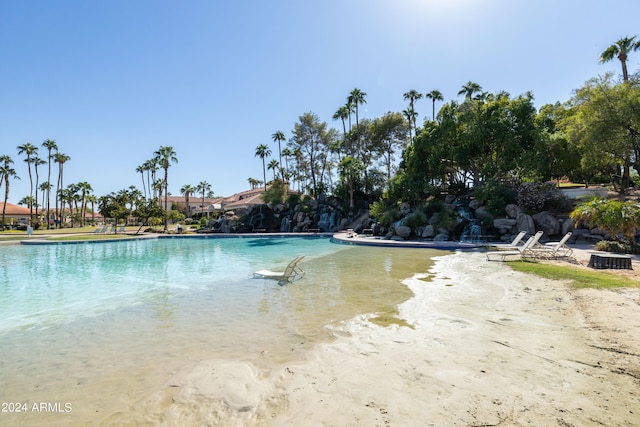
top-left (490, 231), bottom-right (527, 251)
top-left (254, 256), bottom-right (305, 284)
top-left (526, 232), bottom-right (573, 259)
top-left (486, 231), bottom-right (543, 261)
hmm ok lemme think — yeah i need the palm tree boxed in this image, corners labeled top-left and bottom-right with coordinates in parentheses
top-left (180, 184), bottom-right (196, 218)
top-left (76, 181), bottom-right (92, 226)
top-left (347, 88), bottom-right (367, 131)
top-left (0, 155), bottom-right (19, 228)
top-left (425, 89), bottom-right (444, 121)
top-left (271, 131), bottom-right (286, 180)
top-left (196, 181), bottom-right (211, 218)
top-left (41, 138), bottom-right (57, 228)
top-left (39, 181), bottom-right (51, 225)
top-left (17, 142), bottom-right (38, 223)
top-left (403, 89), bottom-right (423, 136)
top-left (136, 163), bottom-right (148, 199)
top-left (402, 109), bottom-right (418, 140)
top-left (53, 152), bottom-right (70, 228)
top-left (599, 35), bottom-right (640, 82)
top-left (268, 159), bottom-right (279, 181)
top-left (458, 81), bottom-right (482, 101)
top-left (255, 144), bottom-right (271, 190)
top-left (32, 156), bottom-right (46, 225)
top-left (153, 146), bottom-right (178, 231)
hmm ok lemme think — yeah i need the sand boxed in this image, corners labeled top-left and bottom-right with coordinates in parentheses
top-left (104, 249), bottom-right (640, 426)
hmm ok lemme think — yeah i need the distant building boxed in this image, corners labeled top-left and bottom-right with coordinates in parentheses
top-left (0, 202), bottom-right (31, 225)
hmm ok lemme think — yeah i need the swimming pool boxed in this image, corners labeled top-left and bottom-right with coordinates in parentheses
top-left (0, 236), bottom-right (445, 425)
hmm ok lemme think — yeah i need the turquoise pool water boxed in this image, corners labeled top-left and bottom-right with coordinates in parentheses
top-left (0, 236), bottom-right (444, 425)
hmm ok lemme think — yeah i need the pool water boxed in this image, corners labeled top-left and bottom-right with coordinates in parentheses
top-left (0, 236), bottom-right (443, 425)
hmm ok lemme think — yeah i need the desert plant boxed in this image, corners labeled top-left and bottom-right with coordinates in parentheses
top-left (571, 198), bottom-right (640, 244)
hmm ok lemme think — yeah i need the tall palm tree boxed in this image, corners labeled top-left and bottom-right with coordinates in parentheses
top-left (271, 131), bottom-right (286, 180)
top-left (153, 146), bottom-right (178, 231)
top-left (332, 105), bottom-right (350, 157)
top-left (136, 163), bottom-right (148, 199)
top-left (39, 181), bottom-right (51, 225)
top-left (53, 152), bottom-right (70, 228)
top-left (180, 184), bottom-right (195, 218)
top-left (76, 181), bottom-right (92, 226)
top-left (41, 138), bottom-right (57, 228)
top-left (268, 159), bottom-right (279, 181)
top-left (402, 109), bottom-right (418, 140)
top-left (281, 147), bottom-right (294, 181)
top-left (458, 81), bottom-right (482, 101)
top-left (255, 144), bottom-right (271, 190)
top-left (599, 35), bottom-right (640, 82)
top-left (403, 89), bottom-right (422, 136)
top-left (347, 88), bottom-right (367, 131)
top-left (196, 181), bottom-right (211, 218)
top-left (0, 155), bottom-right (19, 228)
top-left (17, 142), bottom-right (37, 223)
top-left (32, 156), bottom-right (46, 225)
top-left (425, 89), bottom-right (444, 121)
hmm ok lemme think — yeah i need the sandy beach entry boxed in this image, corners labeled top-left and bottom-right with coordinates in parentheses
top-left (102, 250), bottom-right (640, 426)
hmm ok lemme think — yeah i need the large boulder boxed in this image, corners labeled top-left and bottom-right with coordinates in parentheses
top-left (468, 199), bottom-right (483, 210)
top-left (434, 229), bottom-right (450, 241)
top-left (395, 225), bottom-right (412, 238)
top-left (474, 206), bottom-right (494, 222)
top-left (516, 212), bottom-right (536, 236)
top-left (532, 211), bottom-right (561, 237)
top-left (421, 224), bottom-right (436, 238)
top-left (505, 204), bottom-right (523, 219)
top-left (399, 202), bottom-right (411, 215)
top-left (561, 218), bottom-right (575, 236)
top-left (493, 218), bottom-right (517, 234)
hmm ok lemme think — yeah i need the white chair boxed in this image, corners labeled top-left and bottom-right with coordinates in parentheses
top-left (254, 256), bottom-right (305, 284)
top-left (486, 231), bottom-right (543, 261)
top-left (490, 231), bottom-right (527, 251)
top-left (527, 232), bottom-right (573, 259)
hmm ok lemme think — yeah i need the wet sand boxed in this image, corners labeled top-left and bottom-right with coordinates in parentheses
top-left (103, 250), bottom-right (640, 426)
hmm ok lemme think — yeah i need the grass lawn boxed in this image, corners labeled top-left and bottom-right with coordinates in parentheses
top-left (507, 261), bottom-right (639, 289)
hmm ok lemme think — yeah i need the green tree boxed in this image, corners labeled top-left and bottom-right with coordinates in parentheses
top-left (348, 88), bottom-right (367, 131)
top-left (153, 146), bottom-right (178, 231)
top-left (17, 142), bottom-right (38, 223)
top-left (255, 144), bottom-right (271, 190)
top-left (561, 74), bottom-right (640, 190)
top-left (338, 156), bottom-right (364, 212)
top-left (458, 81), bottom-right (482, 101)
top-left (0, 155), bottom-right (19, 228)
top-left (272, 131), bottom-right (286, 180)
top-left (599, 35), bottom-right (640, 82)
top-left (53, 152), bottom-right (70, 228)
top-left (32, 156), bottom-right (46, 225)
top-left (370, 112), bottom-right (410, 183)
top-left (425, 89), bottom-right (444, 121)
top-left (290, 112), bottom-right (336, 198)
top-left (76, 181), bottom-right (92, 226)
top-left (268, 159), bottom-right (279, 181)
top-left (180, 184), bottom-right (195, 218)
top-left (41, 138), bottom-right (57, 228)
top-left (403, 89), bottom-right (423, 137)
top-left (196, 181), bottom-right (211, 218)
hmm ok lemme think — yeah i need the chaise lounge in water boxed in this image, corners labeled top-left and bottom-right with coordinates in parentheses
top-left (254, 256), bottom-right (305, 284)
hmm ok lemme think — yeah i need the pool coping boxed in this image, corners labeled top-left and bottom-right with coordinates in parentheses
top-left (16, 231), bottom-right (485, 250)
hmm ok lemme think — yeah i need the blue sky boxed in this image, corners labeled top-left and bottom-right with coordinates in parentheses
top-left (2, 0), bottom-right (639, 204)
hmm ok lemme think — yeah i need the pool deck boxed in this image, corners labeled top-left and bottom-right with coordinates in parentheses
top-left (330, 232), bottom-right (483, 251)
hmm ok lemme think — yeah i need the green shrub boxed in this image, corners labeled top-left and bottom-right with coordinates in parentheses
top-left (517, 181), bottom-right (570, 212)
top-left (474, 180), bottom-right (516, 215)
top-left (595, 240), bottom-right (640, 255)
top-left (404, 210), bottom-right (427, 230)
